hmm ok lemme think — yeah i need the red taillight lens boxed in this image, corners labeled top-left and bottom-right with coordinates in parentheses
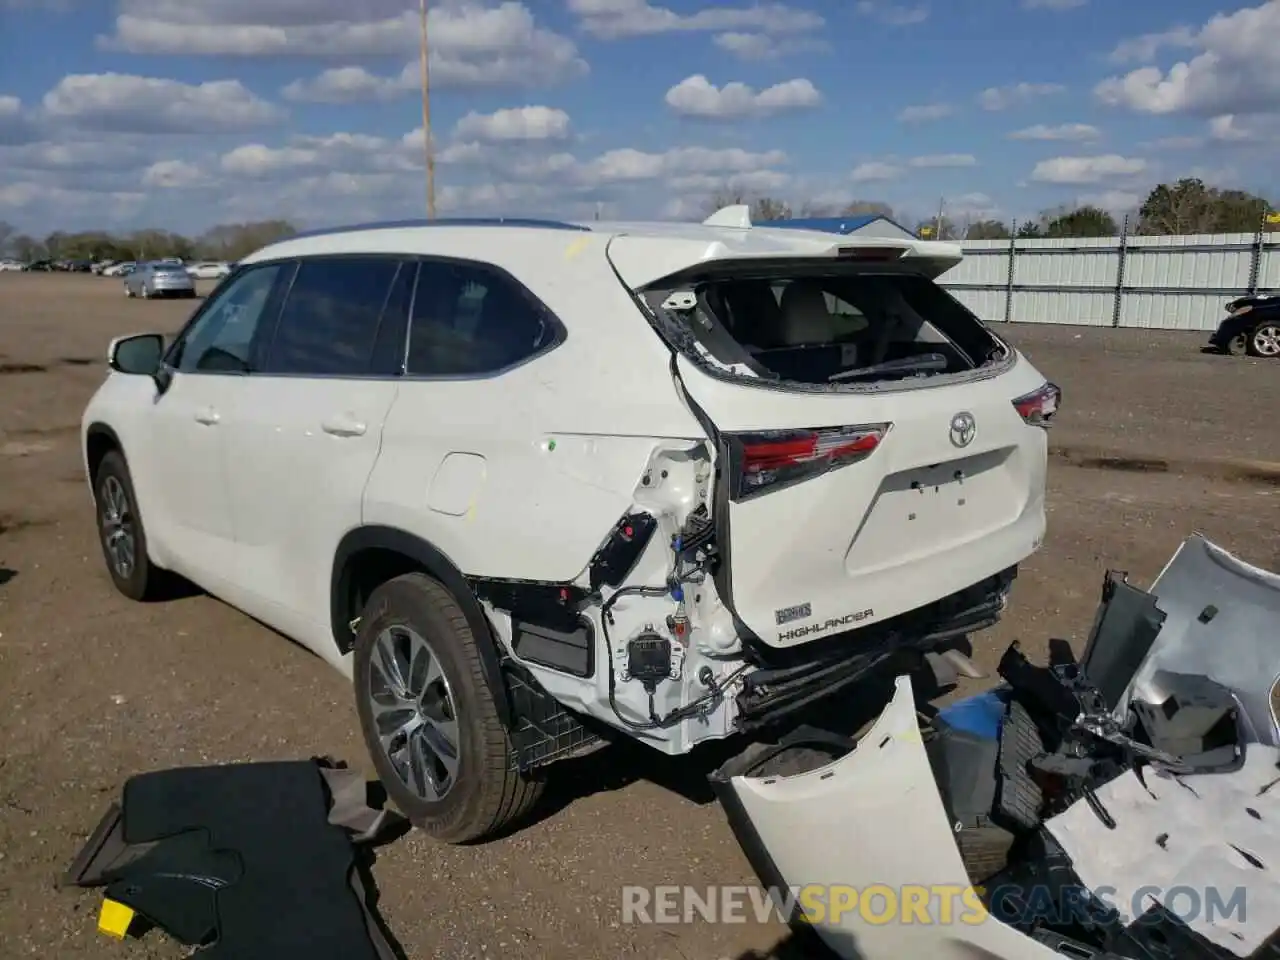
top-left (1013, 382), bottom-right (1061, 427)
top-left (729, 423), bottom-right (889, 499)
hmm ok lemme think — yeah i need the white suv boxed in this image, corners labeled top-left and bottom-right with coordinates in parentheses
top-left (82, 208), bottom-right (1059, 842)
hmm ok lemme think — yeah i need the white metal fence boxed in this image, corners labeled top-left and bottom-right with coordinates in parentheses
top-left (939, 231), bottom-right (1280, 331)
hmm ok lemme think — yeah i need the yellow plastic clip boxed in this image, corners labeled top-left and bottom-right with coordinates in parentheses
top-left (98, 898), bottom-right (135, 940)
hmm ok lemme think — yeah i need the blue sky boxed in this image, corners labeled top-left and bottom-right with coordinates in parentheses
top-left (0, 0), bottom-right (1276, 236)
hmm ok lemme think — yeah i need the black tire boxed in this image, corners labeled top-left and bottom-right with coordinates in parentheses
top-left (353, 573), bottom-right (543, 843)
top-left (93, 450), bottom-right (164, 601)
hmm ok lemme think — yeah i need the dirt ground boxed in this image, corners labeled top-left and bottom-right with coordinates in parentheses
top-left (0, 272), bottom-right (1277, 960)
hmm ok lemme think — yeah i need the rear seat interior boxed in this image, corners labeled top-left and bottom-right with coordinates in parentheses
top-left (717, 280), bottom-right (864, 382)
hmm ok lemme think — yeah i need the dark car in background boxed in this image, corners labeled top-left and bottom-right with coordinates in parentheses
top-left (1208, 295), bottom-right (1280, 358)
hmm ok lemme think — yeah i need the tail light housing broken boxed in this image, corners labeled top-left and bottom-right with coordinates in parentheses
top-left (1013, 382), bottom-right (1061, 428)
top-left (726, 423), bottom-right (890, 500)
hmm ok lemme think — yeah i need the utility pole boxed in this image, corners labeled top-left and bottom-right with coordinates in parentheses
top-left (418, 0), bottom-right (436, 219)
top-left (934, 195), bottom-right (945, 240)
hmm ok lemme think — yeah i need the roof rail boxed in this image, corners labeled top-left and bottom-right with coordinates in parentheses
top-left (702, 204), bottom-right (752, 229)
top-left (288, 217), bottom-right (592, 241)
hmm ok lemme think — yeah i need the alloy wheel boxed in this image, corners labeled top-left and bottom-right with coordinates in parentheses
top-left (1253, 323), bottom-right (1280, 357)
top-left (366, 625), bottom-right (461, 802)
top-left (99, 475), bottom-right (136, 580)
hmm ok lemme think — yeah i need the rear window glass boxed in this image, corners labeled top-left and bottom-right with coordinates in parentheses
top-left (644, 269), bottom-right (1005, 386)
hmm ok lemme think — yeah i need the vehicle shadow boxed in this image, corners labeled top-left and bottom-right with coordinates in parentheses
top-left (736, 926), bottom-right (852, 958)
top-left (0, 567), bottom-right (15, 585)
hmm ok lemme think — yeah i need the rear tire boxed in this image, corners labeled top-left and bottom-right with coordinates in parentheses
top-left (93, 450), bottom-right (164, 601)
top-left (353, 573), bottom-right (543, 843)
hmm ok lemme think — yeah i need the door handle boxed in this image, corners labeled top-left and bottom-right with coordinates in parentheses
top-left (321, 415), bottom-right (366, 437)
top-left (194, 407), bottom-right (220, 425)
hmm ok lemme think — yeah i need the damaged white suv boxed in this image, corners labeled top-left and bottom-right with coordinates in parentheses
top-left (81, 207), bottom-right (1060, 842)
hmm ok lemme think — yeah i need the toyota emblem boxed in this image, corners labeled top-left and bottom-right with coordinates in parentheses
top-left (949, 412), bottom-right (976, 448)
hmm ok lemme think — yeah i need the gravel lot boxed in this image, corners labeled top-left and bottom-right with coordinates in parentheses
top-left (1, 273), bottom-right (1277, 960)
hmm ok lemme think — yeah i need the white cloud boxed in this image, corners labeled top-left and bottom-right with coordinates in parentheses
top-left (1008, 123), bottom-right (1100, 141)
top-left (854, 1), bottom-right (928, 26)
top-left (41, 73), bottom-right (281, 133)
top-left (664, 75), bottom-right (821, 119)
top-left (141, 159), bottom-right (209, 188)
top-left (0, 182), bottom-right (146, 224)
top-left (584, 145), bottom-right (788, 184)
top-left (908, 153), bottom-right (976, 168)
top-left (1021, 0), bottom-right (1086, 9)
top-left (1107, 26), bottom-right (1196, 65)
top-left (281, 67), bottom-right (406, 103)
top-left (0, 95), bottom-right (35, 144)
top-left (1030, 155), bottom-right (1147, 184)
top-left (1096, 1), bottom-right (1280, 116)
top-left (712, 30), bottom-right (826, 59)
top-left (977, 82), bottom-right (1064, 111)
top-left (898, 102), bottom-right (952, 122)
top-left (1, 137), bottom-right (149, 171)
top-left (453, 106), bottom-right (571, 142)
top-left (568, 0), bottom-right (823, 39)
top-left (850, 161), bottom-right (901, 182)
top-left (1207, 113), bottom-right (1277, 142)
top-left (220, 133), bottom-right (416, 179)
top-left (947, 192), bottom-right (1000, 218)
top-left (98, 0), bottom-right (587, 95)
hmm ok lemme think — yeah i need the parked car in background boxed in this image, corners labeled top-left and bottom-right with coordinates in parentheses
top-left (26, 259), bottom-right (55, 271)
top-left (0, 259), bottom-right (24, 272)
top-left (186, 261), bottom-right (232, 280)
top-left (124, 261), bottom-right (197, 299)
top-left (92, 260), bottom-right (118, 275)
top-left (1207, 295), bottom-right (1280, 358)
top-left (103, 261), bottom-right (136, 277)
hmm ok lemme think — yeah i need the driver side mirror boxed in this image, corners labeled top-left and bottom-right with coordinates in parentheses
top-left (108, 333), bottom-right (165, 376)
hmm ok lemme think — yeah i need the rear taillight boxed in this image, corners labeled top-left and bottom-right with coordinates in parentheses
top-left (727, 423), bottom-right (889, 499)
top-left (1013, 382), bottom-right (1060, 427)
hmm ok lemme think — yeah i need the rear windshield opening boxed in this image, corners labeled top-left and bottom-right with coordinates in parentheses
top-left (642, 268), bottom-right (1009, 387)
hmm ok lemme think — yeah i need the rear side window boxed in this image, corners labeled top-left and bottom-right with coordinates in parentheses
top-left (261, 257), bottom-right (402, 376)
top-left (406, 260), bottom-right (558, 376)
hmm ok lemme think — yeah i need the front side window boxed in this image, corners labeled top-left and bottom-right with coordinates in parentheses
top-left (406, 260), bottom-right (558, 376)
top-left (260, 257), bottom-right (402, 376)
top-left (171, 264), bottom-right (285, 374)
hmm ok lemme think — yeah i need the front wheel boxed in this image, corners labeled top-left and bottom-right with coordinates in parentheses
top-left (352, 573), bottom-right (543, 843)
top-left (1248, 321), bottom-right (1280, 358)
top-left (93, 450), bottom-right (164, 601)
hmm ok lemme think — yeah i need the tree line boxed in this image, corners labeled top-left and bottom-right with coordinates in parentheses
top-left (708, 178), bottom-right (1278, 240)
top-left (0, 220), bottom-right (299, 264)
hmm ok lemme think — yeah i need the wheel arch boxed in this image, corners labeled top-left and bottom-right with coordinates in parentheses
top-left (85, 422), bottom-right (124, 484)
top-left (331, 525), bottom-right (512, 728)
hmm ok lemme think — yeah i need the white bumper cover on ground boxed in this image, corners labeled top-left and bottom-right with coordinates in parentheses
top-left (714, 534), bottom-right (1280, 960)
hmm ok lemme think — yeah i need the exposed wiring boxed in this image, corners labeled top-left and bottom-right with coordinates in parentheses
top-left (600, 578), bottom-right (744, 731)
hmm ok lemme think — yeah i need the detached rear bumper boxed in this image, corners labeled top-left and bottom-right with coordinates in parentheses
top-left (711, 535), bottom-right (1280, 960)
